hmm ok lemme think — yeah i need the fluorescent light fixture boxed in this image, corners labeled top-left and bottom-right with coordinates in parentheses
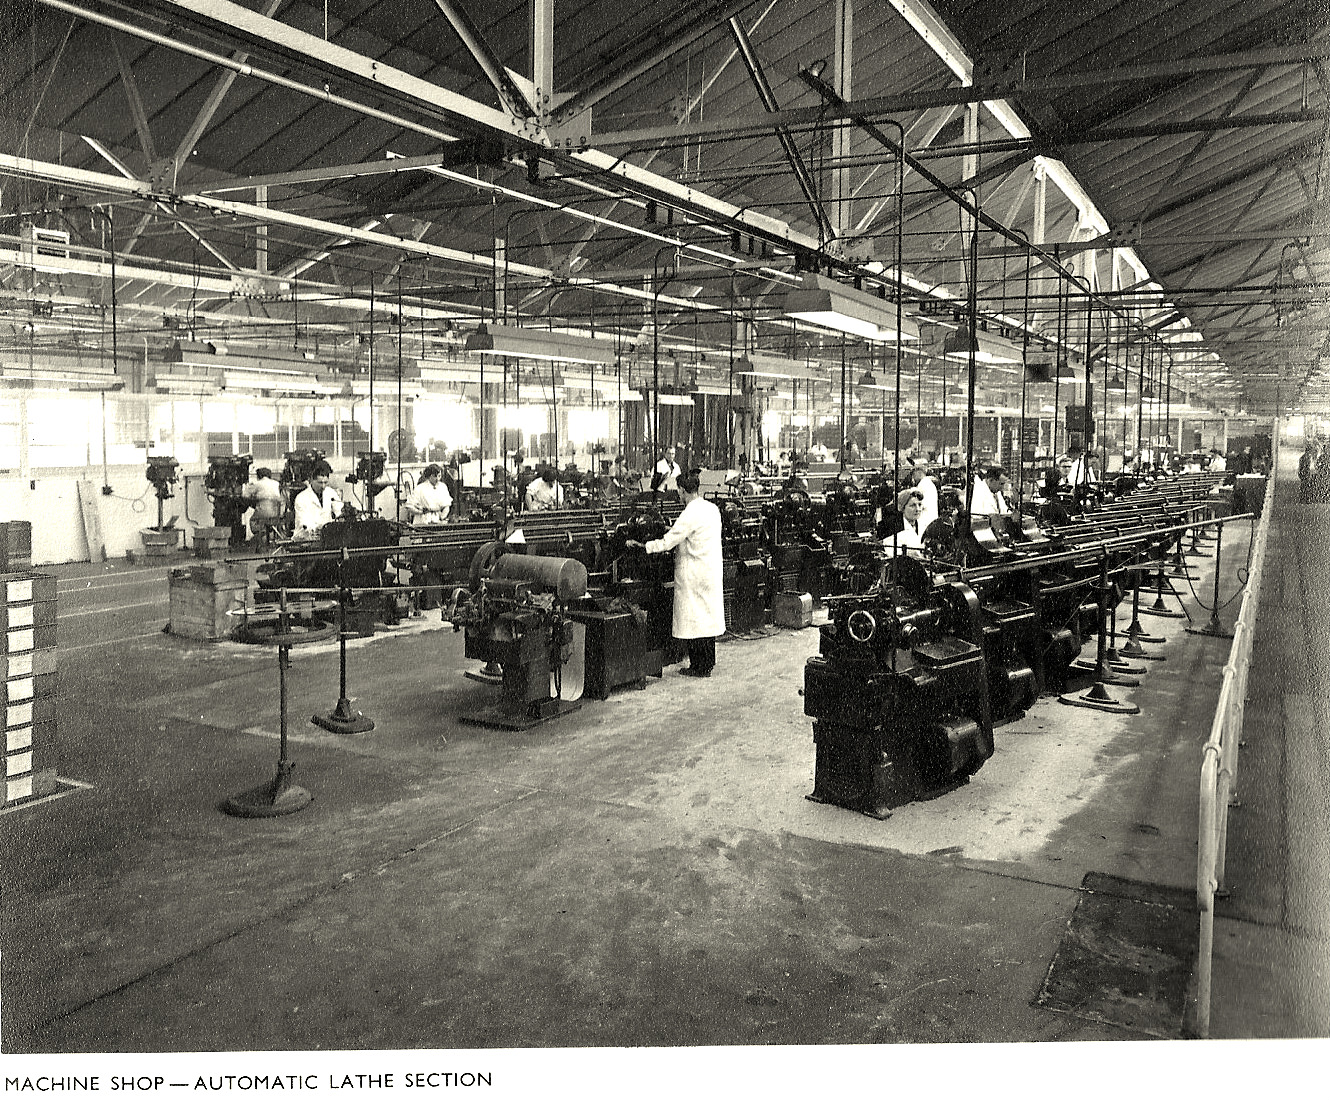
top-left (153, 372), bottom-right (219, 395)
top-left (220, 370), bottom-right (342, 395)
top-left (464, 323), bottom-right (617, 366)
top-left (0, 366), bottom-right (123, 391)
top-left (942, 328), bottom-right (1022, 365)
top-left (781, 273), bottom-right (919, 342)
top-left (734, 354), bottom-right (823, 381)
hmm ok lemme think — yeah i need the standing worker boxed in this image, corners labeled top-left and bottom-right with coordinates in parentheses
top-left (653, 446), bottom-right (681, 492)
top-left (626, 471), bottom-right (725, 678)
top-left (292, 459), bottom-right (342, 540)
top-left (241, 467), bottom-right (285, 544)
top-left (405, 463), bottom-right (452, 525)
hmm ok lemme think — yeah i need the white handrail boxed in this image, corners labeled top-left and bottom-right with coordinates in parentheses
top-left (1193, 445), bottom-right (1277, 1038)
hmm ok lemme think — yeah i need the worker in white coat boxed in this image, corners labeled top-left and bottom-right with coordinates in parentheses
top-left (405, 463), bottom-right (452, 524)
top-left (292, 460), bottom-right (342, 540)
top-left (625, 471), bottom-right (725, 677)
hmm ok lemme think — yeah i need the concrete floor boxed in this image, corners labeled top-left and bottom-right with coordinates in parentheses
top-left (2, 453), bottom-right (1326, 1076)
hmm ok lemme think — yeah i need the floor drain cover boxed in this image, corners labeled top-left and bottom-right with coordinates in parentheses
top-left (1034, 871), bottom-right (1198, 1038)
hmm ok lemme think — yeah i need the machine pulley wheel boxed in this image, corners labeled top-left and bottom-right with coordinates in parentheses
top-left (468, 540), bottom-right (506, 592)
top-left (845, 608), bottom-right (877, 644)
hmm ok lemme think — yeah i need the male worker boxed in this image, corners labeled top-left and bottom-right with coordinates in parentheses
top-left (523, 465), bottom-right (564, 511)
top-left (626, 471), bottom-right (724, 678)
top-left (1207, 448), bottom-right (1226, 472)
top-left (241, 467), bottom-right (284, 543)
top-left (969, 465), bottom-right (1012, 517)
top-left (1067, 448), bottom-right (1100, 490)
top-left (405, 463), bottom-right (452, 525)
top-left (653, 446), bottom-right (681, 492)
top-left (292, 459), bottom-right (342, 540)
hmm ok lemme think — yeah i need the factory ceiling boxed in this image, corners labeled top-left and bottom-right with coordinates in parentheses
top-left (1, 0), bottom-right (1327, 416)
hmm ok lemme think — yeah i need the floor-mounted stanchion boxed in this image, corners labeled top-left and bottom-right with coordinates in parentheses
top-left (1061, 549), bottom-right (1142, 713)
top-left (1101, 581), bottom-right (1146, 675)
top-left (1186, 517), bottom-right (1236, 640)
top-left (1120, 557), bottom-right (1166, 659)
top-left (224, 590), bottom-right (315, 817)
top-left (1167, 530), bottom-right (1192, 578)
top-left (1185, 508), bottom-right (1211, 558)
top-left (312, 548), bottom-right (375, 735)
top-left (1140, 539), bottom-right (1187, 618)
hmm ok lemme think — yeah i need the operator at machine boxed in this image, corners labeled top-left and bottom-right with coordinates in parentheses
top-left (405, 463), bottom-right (452, 525)
top-left (881, 489), bottom-right (927, 556)
top-left (625, 471), bottom-right (725, 678)
top-left (1067, 448), bottom-right (1100, 490)
top-left (652, 446), bottom-right (681, 492)
top-left (523, 465), bottom-right (565, 511)
top-left (969, 465), bottom-right (1012, 517)
top-left (292, 459), bottom-right (342, 540)
top-left (905, 463), bottom-right (940, 532)
top-left (241, 467), bottom-right (285, 543)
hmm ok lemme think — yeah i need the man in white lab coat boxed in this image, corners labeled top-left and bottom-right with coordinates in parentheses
top-left (969, 465), bottom-right (1011, 517)
top-left (1067, 449), bottom-right (1100, 490)
top-left (626, 471), bottom-right (725, 677)
top-left (292, 460), bottom-right (342, 540)
top-left (653, 446), bottom-right (681, 492)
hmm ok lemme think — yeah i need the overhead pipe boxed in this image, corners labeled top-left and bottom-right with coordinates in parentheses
top-left (729, 16), bottom-right (836, 244)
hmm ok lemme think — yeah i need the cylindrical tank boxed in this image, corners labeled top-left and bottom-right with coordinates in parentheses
top-left (487, 553), bottom-right (588, 601)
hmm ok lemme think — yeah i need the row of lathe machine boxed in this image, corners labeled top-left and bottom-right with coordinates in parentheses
top-left (804, 471), bottom-right (1238, 816)
top-left (241, 467), bottom-right (1229, 747)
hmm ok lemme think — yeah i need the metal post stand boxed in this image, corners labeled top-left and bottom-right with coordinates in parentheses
top-left (312, 549), bottom-right (375, 734)
top-left (224, 590), bottom-right (315, 817)
top-left (1060, 549), bottom-right (1142, 713)
top-left (1140, 539), bottom-right (1186, 618)
top-left (1167, 530), bottom-right (1192, 578)
top-left (1101, 585), bottom-right (1145, 674)
top-left (1186, 518), bottom-right (1236, 639)
top-left (1185, 507), bottom-right (1211, 558)
top-left (1120, 556), bottom-right (1166, 659)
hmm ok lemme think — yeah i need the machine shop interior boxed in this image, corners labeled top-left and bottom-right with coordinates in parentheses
top-left (2, 0), bottom-right (1329, 1076)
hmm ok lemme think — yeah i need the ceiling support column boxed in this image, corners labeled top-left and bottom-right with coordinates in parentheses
top-left (830, 0), bottom-right (854, 247)
top-left (532, 0), bottom-right (554, 122)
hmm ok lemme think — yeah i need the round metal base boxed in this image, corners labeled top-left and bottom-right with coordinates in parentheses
top-left (1119, 639), bottom-right (1165, 661)
top-left (1139, 602), bottom-right (1186, 618)
top-left (223, 770), bottom-right (313, 818)
top-left (1059, 683), bottom-right (1141, 714)
top-left (1185, 621), bottom-right (1235, 640)
top-left (311, 701), bottom-right (375, 735)
top-left (1125, 623), bottom-right (1166, 643)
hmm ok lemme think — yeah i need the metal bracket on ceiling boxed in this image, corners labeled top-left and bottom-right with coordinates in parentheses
top-left (1105, 222), bottom-right (1143, 247)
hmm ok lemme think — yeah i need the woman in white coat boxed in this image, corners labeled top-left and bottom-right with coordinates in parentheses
top-left (625, 471), bottom-right (725, 677)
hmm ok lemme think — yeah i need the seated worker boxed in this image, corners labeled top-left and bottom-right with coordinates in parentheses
top-left (241, 467), bottom-right (285, 543)
top-left (405, 463), bottom-right (452, 525)
top-left (882, 489), bottom-right (927, 555)
top-left (969, 465), bottom-right (1012, 517)
top-left (292, 459), bottom-right (342, 540)
top-left (523, 465), bottom-right (565, 511)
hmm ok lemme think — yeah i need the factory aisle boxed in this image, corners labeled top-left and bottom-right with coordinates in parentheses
top-left (1209, 446), bottom-right (1330, 1038)
top-left (0, 482), bottom-right (1310, 1066)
